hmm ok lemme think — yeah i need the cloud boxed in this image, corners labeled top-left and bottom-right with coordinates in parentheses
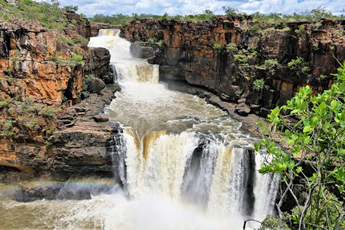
top-left (55, 0), bottom-right (344, 17)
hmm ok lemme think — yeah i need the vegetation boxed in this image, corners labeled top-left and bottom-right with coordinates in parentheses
top-left (256, 215), bottom-right (291, 230)
top-left (89, 10), bottom-right (216, 25)
top-left (265, 59), bottom-right (278, 70)
top-left (295, 25), bottom-right (305, 34)
top-left (71, 54), bottom-right (85, 65)
top-left (288, 57), bottom-right (311, 77)
top-left (0, 95), bottom-right (58, 138)
top-left (0, 0), bottom-right (78, 30)
top-left (255, 64), bottom-right (345, 229)
top-left (213, 43), bottom-right (222, 50)
top-left (226, 43), bottom-right (238, 54)
top-left (253, 79), bottom-right (265, 91)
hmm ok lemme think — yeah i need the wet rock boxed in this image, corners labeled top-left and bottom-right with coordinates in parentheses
top-left (237, 98), bottom-right (247, 104)
top-left (235, 103), bottom-right (251, 116)
top-left (13, 185), bottom-right (62, 202)
top-left (88, 78), bottom-right (105, 93)
top-left (101, 74), bottom-right (114, 84)
top-left (250, 104), bottom-right (261, 115)
top-left (93, 114), bottom-right (109, 122)
top-left (81, 91), bottom-right (90, 99)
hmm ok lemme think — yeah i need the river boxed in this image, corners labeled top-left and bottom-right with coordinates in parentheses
top-left (0, 29), bottom-right (279, 230)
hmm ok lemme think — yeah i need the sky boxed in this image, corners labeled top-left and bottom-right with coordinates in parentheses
top-left (56, 0), bottom-right (345, 17)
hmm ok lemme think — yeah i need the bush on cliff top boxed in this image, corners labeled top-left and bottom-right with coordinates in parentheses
top-left (255, 63), bottom-right (345, 229)
top-left (0, 0), bottom-right (80, 30)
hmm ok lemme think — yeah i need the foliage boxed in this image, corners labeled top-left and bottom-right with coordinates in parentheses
top-left (295, 25), bottom-right (305, 34)
top-left (222, 6), bottom-right (240, 16)
top-left (248, 23), bottom-right (263, 34)
top-left (157, 40), bottom-right (164, 47)
top-left (234, 53), bottom-right (249, 63)
top-left (213, 43), bottom-right (222, 50)
top-left (0, 0), bottom-right (86, 31)
top-left (291, 189), bottom-right (344, 229)
top-left (256, 215), bottom-right (291, 230)
top-left (26, 119), bottom-right (37, 129)
top-left (71, 54), bottom-right (85, 65)
top-left (62, 5), bottom-right (78, 13)
top-left (265, 59), bottom-right (278, 70)
top-left (226, 43), bottom-right (238, 54)
top-left (38, 107), bottom-right (59, 119)
top-left (253, 79), bottom-right (264, 91)
top-left (288, 57), bottom-right (310, 77)
top-left (148, 37), bottom-right (156, 43)
top-left (89, 10), bottom-right (216, 25)
top-left (255, 64), bottom-right (345, 229)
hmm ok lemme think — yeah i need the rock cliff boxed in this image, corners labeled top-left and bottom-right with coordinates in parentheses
top-left (0, 10), bottom-right (118, 182)
top-left (122, 17), bottom-right (345, 116)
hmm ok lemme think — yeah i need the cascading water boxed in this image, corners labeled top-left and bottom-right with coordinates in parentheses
top-left (88, 29), bottom-right (280, 229)
top-left (0, 29), bottom-right (279, 230)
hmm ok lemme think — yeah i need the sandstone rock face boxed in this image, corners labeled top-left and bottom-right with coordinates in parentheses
top-left (122, 17), bottom-right (345, 116)
top-left (0, 12), bottom-right (115, 182)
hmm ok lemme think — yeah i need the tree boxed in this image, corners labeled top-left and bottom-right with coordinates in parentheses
top-left (62, 5), bottom-right (79, 13)
top-left (222, 6), bottom-right (240, 16)
top-left (255, 63), bottom-right (345, 229)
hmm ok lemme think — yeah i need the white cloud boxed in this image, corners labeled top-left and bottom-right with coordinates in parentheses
top-left (55, 0), bottom-right (344, 17)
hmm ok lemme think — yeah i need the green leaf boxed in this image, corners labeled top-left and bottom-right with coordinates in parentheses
top-left (303, 125), bottom-right (313, 133)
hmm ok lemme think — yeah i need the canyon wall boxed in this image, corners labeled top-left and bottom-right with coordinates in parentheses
top-left (0, 12), bottom-right (117, 181)
top-left (122, 17), bottom-right (345, 116)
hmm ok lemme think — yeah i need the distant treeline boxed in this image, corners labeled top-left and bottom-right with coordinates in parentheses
top-left (88, 7), bottom-right (345, 26)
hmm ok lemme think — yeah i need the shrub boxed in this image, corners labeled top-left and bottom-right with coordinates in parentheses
top-left (27, 119), bottom-right (37, 128)
top-left (288, 57), bottom-right (310, 77)
top-left (226, 43), bottom-right (238, 54)
top-left (248, 23), bottom-right (262, 34)
top-left (256, 63), bottom-right (345, 229)
top-left (256, 215), bottom-right (291, 230)
top-left (213, 43), bottom-right (222, 50)
top-left (234, 54), bottom-right (249, 63)
top-left (157, 40), bottom-right (164, 47)
top-left (264, 59), bottom-right (278, 70)
top-left (253, 79), bottom-right (264, 91)
top-left (148, 38), bottom-right (156, 43)
top-left (39, 107), bottom-right (58, 119)
top-left (71, 54), bottom-right (84, 65)
top-left (295, 25), bottom-right (305, 34)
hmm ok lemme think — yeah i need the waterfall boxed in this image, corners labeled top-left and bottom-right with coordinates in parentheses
top-left (87, 29), bottom-right (279, 229)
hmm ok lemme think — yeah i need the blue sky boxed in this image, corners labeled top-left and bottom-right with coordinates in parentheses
top-left (56, 0), bottom-right (345, 17)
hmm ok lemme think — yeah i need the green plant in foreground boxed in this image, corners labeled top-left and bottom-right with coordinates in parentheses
top-left (255, 63), bottom-right (345, 229)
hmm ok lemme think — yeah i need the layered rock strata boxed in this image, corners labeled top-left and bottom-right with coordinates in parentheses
top-left (0, 12), bottom-right (117, 181)
top-left (122, 17), bottom-right (345, 116)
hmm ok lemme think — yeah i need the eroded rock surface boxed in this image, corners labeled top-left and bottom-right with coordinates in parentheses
top-left (122, 17), bottom-right (345, 116)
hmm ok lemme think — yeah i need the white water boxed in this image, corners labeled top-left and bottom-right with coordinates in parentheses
top-left (0, 29), bottom-right (279, 230)
top-left (89, 29), bottom-right (280, 229)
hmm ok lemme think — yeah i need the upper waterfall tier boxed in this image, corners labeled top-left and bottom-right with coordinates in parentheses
top-left (89, 29), bottom-right (159, 84)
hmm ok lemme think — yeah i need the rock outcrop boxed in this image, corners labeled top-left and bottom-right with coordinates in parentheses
top-left (122, 17), bottom-right (345, 116)
top-left (0, 10), bottom-right (116, 182)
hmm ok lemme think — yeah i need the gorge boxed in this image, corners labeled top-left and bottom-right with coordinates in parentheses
top-left (0, 2), bottom-right (345, 229)
top-left (0, 28), bottom-right (279, 229)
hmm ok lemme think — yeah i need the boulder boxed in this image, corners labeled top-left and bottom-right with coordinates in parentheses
top-left (93, 114), bottom-right (109, 122)
top-left (235, 103), bottom-right (251, 116)
top-left (88, 78), bottom-right (105, 93)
